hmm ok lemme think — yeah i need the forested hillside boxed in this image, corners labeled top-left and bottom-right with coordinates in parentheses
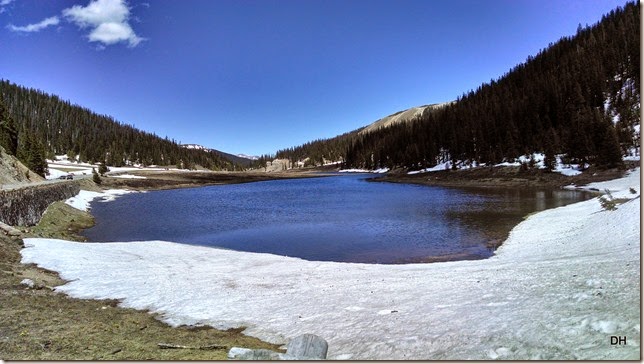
top-left (272, 103), bottom-right (449, 167)
top-left (278, 2), bottom-right (640, 171)
top-left (0, 81), bottom-right (244, 175)
top-left (273, 129), bottom-right (362, 167)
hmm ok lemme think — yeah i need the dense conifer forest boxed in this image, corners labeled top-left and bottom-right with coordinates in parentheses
top-left (276, 2), bottom-right (640, 171)
top-left (0, 81), bottom-right (246, 176)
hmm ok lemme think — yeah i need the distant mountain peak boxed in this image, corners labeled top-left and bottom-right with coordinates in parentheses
top-left (180, 144), bottom-right (258, 165)
top-left (237, 154), bottom-right (259, 160)
top-left (181, 143), bottom-right (211, 151)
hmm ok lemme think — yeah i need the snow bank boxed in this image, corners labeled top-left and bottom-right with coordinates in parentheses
top-left (408, 161), bottom-right (451, 174)
top-left (65, 189), bottom-right (135, 212)
top-left (46, 168), bottom-right (71, 180)
top-left (408, 154), bottom-right (583, 176)
top-left (46, 165), bottom-right (94, 180)
top-left (111, 174), bottom-right (147, 179)
top-left (494, 153), bottom-right (584, 176)
top-left (21, 170), bottom-right (640, 360)
top-left (584, 168), bottom-right (640, 196)
top-left (46, 155), bottom-right (174, 180)
top-left (338, 168), bottom-right (389, 174)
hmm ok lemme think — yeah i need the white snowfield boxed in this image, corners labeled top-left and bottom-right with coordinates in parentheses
top-left (110, 174), bottom-right (147, 179)
top-left (339, 168), bottom-right (390, 174)
top-left (21, 169), bottom-right (640, 360)
top-left (65, 189), bottom-right (135, 212)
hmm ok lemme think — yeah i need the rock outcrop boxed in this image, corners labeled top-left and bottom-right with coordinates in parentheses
top-left (228, 334), bottom-right (328, 360)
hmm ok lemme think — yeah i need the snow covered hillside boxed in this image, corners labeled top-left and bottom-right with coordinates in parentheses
top-left (21, 169), bottom-right (640, 360)
top-left (46, 154), bottom-right (183, 180)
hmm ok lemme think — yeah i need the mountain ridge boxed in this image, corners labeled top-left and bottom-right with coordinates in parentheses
top-left (359, 102), bottom-right (454, 135)
top-left (180, 144), bottom-right (256, 166)
top-left (0, 80), bottom-right (248, 171)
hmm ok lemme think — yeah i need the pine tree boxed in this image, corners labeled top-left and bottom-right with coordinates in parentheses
top-left (92, 167), bottom-right (102, 184)
top-left (98, 162), bottom-right (109, 175)
top-left (543, 128), bottom-right (559, 171)
top-left (0, 99), bottom-right (18, 155)
top-left (28, 137), bottom-right (48, 177)
top-left (16, 130), bottom-right (32, 164)
top-left (15, 131), bottom-right (48, 177)
top-left (593, 112), bottom-right (624, 169)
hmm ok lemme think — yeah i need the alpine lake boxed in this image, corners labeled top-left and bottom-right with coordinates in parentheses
top-left (82, 173), bottom-right (593, 264)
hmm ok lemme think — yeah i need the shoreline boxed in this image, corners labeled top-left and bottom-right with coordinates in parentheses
top-left (98, 169), bottom-right (336, 192)
top-left (16, 167), bottom-right (641, 359)
top-left (369, 161), bottom-right (637, 189)
top-left (85, 167), bottom-right (597, 264)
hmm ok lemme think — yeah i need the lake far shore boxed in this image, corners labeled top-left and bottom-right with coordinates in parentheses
top-left (98, 168), bottom-right (336, 191)
top-left (370, 161), bottom-right (638, 189)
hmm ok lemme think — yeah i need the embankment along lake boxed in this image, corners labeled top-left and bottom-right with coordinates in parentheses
top-left (82, 174), bottom-right (592, 264)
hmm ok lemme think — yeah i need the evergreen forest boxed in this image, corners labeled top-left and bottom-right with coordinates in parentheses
top-left (276, 2), bottom-right (640, 171)
top-left (0, 81), bottom-right (248, 176)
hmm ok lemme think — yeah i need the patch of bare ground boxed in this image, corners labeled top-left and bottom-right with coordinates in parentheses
top-left (101, 169), bottom-right (332, 191)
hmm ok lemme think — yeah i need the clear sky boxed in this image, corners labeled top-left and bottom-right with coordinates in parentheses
top-left (0, 0), bottom-right (630, 156)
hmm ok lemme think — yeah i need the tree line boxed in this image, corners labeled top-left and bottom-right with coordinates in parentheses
top-left (0, 80), bottom-right (245, 177)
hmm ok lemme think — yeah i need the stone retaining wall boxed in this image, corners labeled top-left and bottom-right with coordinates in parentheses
top-left (0, 182), bottom-right (80, 226)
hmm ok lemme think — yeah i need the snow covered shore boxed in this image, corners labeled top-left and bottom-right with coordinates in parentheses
top-left (64, 189), bottom-right (135, 212)
top-left (21, 169), bottom-right (640, 360)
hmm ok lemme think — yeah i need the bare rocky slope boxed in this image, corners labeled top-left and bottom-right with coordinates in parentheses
top-left (0, 146), bottom-right (45, 186)
top-left (359, 102), bottom-right (453, 135)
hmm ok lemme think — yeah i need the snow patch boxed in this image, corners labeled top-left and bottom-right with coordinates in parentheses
top-left (20, 278), bottom-right (35, 288)
top-left (407, 161), bottom-right (451, 174)
top-left (111, 174), bottom-right (147, 179)
top-left (338, 168), bottom-right (389, 174)
top-left (407, 153), bottom-right (583, 176)
top-left (583, 168), bottom-right (640, 197)
top-left (65, 189), bottom-right (135, 212)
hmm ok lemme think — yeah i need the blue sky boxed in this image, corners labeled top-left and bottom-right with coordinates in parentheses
top-left (0, 0), bottom-right (629, 156)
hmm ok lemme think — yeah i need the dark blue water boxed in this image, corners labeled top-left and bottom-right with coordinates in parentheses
top-left (82, 174), bottom-right (591, 264)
